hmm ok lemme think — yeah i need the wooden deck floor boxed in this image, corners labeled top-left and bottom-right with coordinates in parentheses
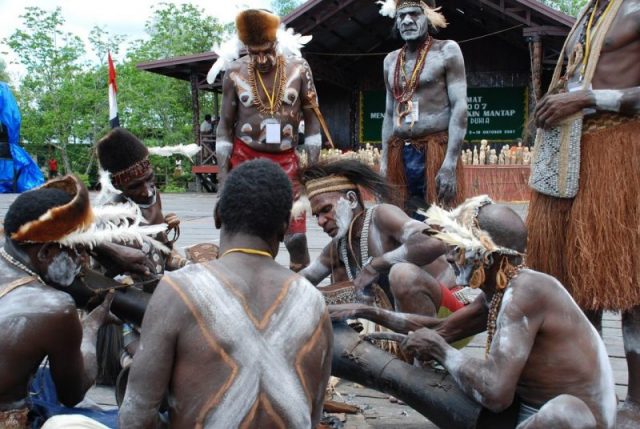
top-left (0, 193), bottom-right (628, 427)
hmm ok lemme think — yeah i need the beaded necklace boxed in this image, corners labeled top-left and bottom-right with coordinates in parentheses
top-left (0, 248), bottom-right (43, 283)
top-left (392, 36), bottom-right (432, 124)
top-left (247, 56), bottom-right (287, 116)
top-left (339, 207), bottom-right (373, 281)
top-left (485, 261), bottom-right (526, 357)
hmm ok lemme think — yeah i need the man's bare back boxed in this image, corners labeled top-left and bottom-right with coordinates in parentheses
top-left (120, 259), bottom-right (331, 428)
top-left (493, 270), bottom-right (615, 427)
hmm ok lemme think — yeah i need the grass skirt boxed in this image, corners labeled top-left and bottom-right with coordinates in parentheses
top-left (527, 119), bottom-right (640, 311)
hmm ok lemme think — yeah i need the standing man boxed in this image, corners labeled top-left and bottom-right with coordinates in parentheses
top-left (528, 1), bottom-right (640, 425)
top-left (200, 114), bottom-right (214, 136)
top-left (379, 0), bottom-right (466, 211)
top-left (212, 8), bottom-right (323, 271)
top-left (119, 160), bottom-right (332, 428)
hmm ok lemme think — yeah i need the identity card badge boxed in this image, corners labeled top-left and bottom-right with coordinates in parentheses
top-left (265, 118), bottom-right (281, 144)
top-left (405, 100), bottom-right (419, 123)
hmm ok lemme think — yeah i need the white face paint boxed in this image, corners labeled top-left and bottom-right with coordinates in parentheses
top-left (396, 6), bottom-right (429, 41)
top-left (46, 251), bottom-right (81, 287)
top-left (334, 197), bottom-right (354, 240)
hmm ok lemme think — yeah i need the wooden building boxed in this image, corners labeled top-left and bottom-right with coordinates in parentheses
top-left (138, 0), bottom-right (573, 151)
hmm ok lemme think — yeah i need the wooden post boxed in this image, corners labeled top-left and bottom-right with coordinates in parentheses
top-left (531, 35), bottom-right (542, 102)
top-left (190, 71), bottom-right (202, 192)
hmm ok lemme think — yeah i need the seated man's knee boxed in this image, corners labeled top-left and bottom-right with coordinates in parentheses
top-left (517, 395), bottom-right (596, 429)
top-left (389, 263), bottom-right (441, 303)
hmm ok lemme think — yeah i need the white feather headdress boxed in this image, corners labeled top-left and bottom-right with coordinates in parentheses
top-left (423, 195), bottom-right (521, 258)
top-left (58, 202), bottom-right (169, 254)
top-left (148, 144), bottom-right (201, 161)
top-left (206, 25), bottom-right (311, 85)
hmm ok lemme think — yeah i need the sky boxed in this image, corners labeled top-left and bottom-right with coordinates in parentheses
top-left (0, 0), bottom-right (272, 79)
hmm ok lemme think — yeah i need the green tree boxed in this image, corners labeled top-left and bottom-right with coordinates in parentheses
top-left (5, 7), bottom-right (89, 173)
top-left (0, 58), bottom-right (9, 83)
top-left (271, 0), bottom-right (305, 17)
top-left (538, 0), bottom-right (588, 16)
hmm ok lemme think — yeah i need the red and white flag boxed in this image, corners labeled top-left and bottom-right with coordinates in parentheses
top-left (108, 52), bottom-right (120, 128)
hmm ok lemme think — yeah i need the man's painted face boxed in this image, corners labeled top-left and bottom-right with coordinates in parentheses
top-left (311, 191), bottom-right (354, 239)
top-left (448, 246), bottom-right (486, 288)
top-left (248, 42), bottom-right (277, 73)
top-left (396, 6), bottom-right (429, 41)
top-left (45, 246), bottom-right (86, 287)
top-left (120, 167), bottom-right (156, 206)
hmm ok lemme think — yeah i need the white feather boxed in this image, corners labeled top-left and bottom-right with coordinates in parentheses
top-left (148, 144), bottom-right (201, 161)
top-left (92, 203), bottom-right (140, 225)
top-left (377, 0), bottom-right (397, 18)
top-left (276, 26), bottom-right (312, 58)
top-left (206, 35), bottom-right (242, 84)
top-left (58, 221), bottom-right (168, 251)
top-left (291, 196), bottom-right (310, 220)
top-left (95, 170), bottom-right (122, 207)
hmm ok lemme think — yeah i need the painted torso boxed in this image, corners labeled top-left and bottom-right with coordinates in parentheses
top-left (160, 262), bottom-right (329, 428)
top-left (0, 260), bottom-right (73, 407)
top-left (496, 271), bottom-right (616, 428)
top-left (565, 0), bottom-right (640, 89)
top-left (227, 55), bottom-right (318, 152)
top-left (385, 39), bottom-right (459, 138)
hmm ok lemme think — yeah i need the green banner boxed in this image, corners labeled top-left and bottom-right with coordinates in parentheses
top-left (466, 87), bottom-right (527, 141)
top-left (360, 91), bottom-right (386, 142)
top-left (359, 87), bottom-right (527, 143)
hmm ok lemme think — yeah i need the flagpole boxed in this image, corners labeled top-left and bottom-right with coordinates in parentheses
top-left (108, 52), bottom-right (120, 128)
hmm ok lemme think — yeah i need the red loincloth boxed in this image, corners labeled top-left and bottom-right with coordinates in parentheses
top-left (230, 139), bottom-right (306, 234)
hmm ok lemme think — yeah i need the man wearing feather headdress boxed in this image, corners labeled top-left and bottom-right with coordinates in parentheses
top-left (394, 196), bottom-right (616, 428)
top-left (527, 1), bottom-right (640, 425)
top-left (378, 0), bottom-right (466, 213)
top-left (0, 175), bottom-right (163, 428)
top-left (94, 128), bottom-right (187, 282)
top-left (210, 8), bottom-right (325, 272)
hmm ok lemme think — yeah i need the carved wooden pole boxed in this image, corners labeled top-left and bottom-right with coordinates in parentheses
top-left (331, 322), bottom-right (519, 429)
top-left (190, 71), bottom-right (201, 146)
top-left (531, 35), bottom-right (543, 102)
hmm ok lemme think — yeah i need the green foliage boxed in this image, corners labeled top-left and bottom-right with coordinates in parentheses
top-left (3, 3), bottom-right (227, 182)
top-left (271, 0), bottom-right (305, 16)
top-left (538, 0), bottom-right (589, 16)
top-left (0, 58), bottom-right (10, 84)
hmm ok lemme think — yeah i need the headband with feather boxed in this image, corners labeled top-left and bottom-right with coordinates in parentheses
top-left (377, 0), bottom-right (448, 29)
top-left (423, 195), bottom-right (521, 258)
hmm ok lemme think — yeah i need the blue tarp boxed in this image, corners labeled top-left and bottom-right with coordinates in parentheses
top-left (30, 367), bottom-right (118, 428)
top-left (0, 82), bottom-right (44, 193)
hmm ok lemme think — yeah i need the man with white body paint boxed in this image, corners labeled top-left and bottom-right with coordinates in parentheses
top-left (298, 160), bottom-right (466, 320)
top-left (212, 8), bottom-right (324, 272)
top-left (379, 0), bottom-right (466, 212)
top-left (0, 176), bottom-right (130, 428)
top-left (398, 197), bottom-right (616, 428)
top-left (527, 1), bottom-right (640, 426)
top-left (119, 160), bottom-right (332, 428)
